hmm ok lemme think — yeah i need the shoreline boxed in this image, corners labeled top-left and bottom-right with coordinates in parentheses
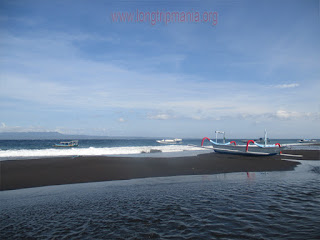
top-left (1, 150), bottom-right (318, 191)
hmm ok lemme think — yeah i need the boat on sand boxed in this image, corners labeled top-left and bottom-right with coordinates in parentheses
top-left (202, 130), bottom-right (284, 156)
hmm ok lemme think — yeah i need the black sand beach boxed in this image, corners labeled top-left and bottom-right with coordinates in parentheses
top-left (2, 150), bottom-right (317, 191)
top-left (282, 149), bottom-right (320, 160)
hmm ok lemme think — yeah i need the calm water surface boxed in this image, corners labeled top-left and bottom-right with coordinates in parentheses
top-left (1, 160), bottom-right (320, 239)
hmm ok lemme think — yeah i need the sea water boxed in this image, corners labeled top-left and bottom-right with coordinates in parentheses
top-left (0, 160), bottom-right (319, 239)
top-left (0, 139), bottom-right (319, 160)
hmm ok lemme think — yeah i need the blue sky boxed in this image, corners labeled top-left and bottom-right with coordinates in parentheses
top-left (0, 0), bottom-right (319, 138)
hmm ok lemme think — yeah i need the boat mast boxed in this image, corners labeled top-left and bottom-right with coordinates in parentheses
top-left (215, 131), bottom-right (225, 144)
top-left (264, 129), bottom-right (267, 146)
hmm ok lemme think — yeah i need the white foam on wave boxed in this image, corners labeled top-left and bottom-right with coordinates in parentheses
top-left (0, 145), bottom-right (206, 160)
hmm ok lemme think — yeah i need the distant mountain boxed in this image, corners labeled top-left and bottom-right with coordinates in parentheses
top-left (0, 132), bottom-right (110, 140)
top-left (0, 132), bottom-right (156, 140)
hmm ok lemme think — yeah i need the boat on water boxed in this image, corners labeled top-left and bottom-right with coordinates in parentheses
top-left (53, 140), bottom-right (79, 147)
top-left (202, 130), bottom-right (284, 156)
top-left (156, 138), bottom-right (183, 144)
top-left (298, 139), bottom-right (316, 143)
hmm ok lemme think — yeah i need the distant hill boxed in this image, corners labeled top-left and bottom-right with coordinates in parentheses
top-left (0, 132), bottom-right (155, 140)
top-left (0, 132), bottom-right (109, 140)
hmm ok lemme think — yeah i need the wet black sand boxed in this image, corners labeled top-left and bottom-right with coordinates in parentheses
top-left (2, 150), bottom-right (316, 191)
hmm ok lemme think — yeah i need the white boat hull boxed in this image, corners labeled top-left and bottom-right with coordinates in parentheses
top-left (212, 144), bottom-right (283, 156)
top-left (157, 139), bottom-right (182, 144)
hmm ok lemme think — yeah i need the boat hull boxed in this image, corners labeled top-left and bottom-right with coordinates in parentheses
top-left (53, 140), bottom-right (79, 148)
top-left (211, 144), bottom-right (284, 156)
top-left (156, 139), bottom-right (182, 144)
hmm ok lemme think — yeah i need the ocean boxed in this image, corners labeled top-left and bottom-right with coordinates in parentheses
top-left (0, 138), bottom-right (319, 161)
top-left (1, 160), bottom-right (319, 239)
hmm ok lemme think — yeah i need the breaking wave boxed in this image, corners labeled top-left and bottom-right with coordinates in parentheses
top-left (0, 145), bottom-right (205, 160)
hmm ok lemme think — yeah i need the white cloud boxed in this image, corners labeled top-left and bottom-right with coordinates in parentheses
top-left (118, 117), bottom-right (125, 122)
top-left (275, 110), bottom-right (300, 119)
top-left (276, 110), bottom-right (319, 121)
top-left (0, 123), bottom-right (49, 133)
top-left (147, 113), bottom-right (171, 120)
top-left (274, 83), bottom-right (299, 89)
top-left (237, 110), bottom-right (320, 121)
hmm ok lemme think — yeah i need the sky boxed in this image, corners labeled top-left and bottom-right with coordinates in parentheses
top-left (0, 0), bottom-right (319, 138)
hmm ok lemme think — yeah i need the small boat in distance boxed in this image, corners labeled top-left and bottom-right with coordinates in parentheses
top-left (202, 130), bottom-right (284, 156)
top-left (298, 139), bottom-right (316, 143)
top-left (53, 140), bottom-right (79, 147)
top-left (156, 138), bottom-right (182, 144)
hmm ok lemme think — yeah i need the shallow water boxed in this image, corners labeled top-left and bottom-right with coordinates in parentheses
top-left (1, 160), bottom-right (320, 239)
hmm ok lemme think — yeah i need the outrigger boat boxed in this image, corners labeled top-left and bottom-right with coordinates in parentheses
top-left (201, 130), bottom-right (284, 156)
top-left (53, 140), bottom-right (79, 147)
